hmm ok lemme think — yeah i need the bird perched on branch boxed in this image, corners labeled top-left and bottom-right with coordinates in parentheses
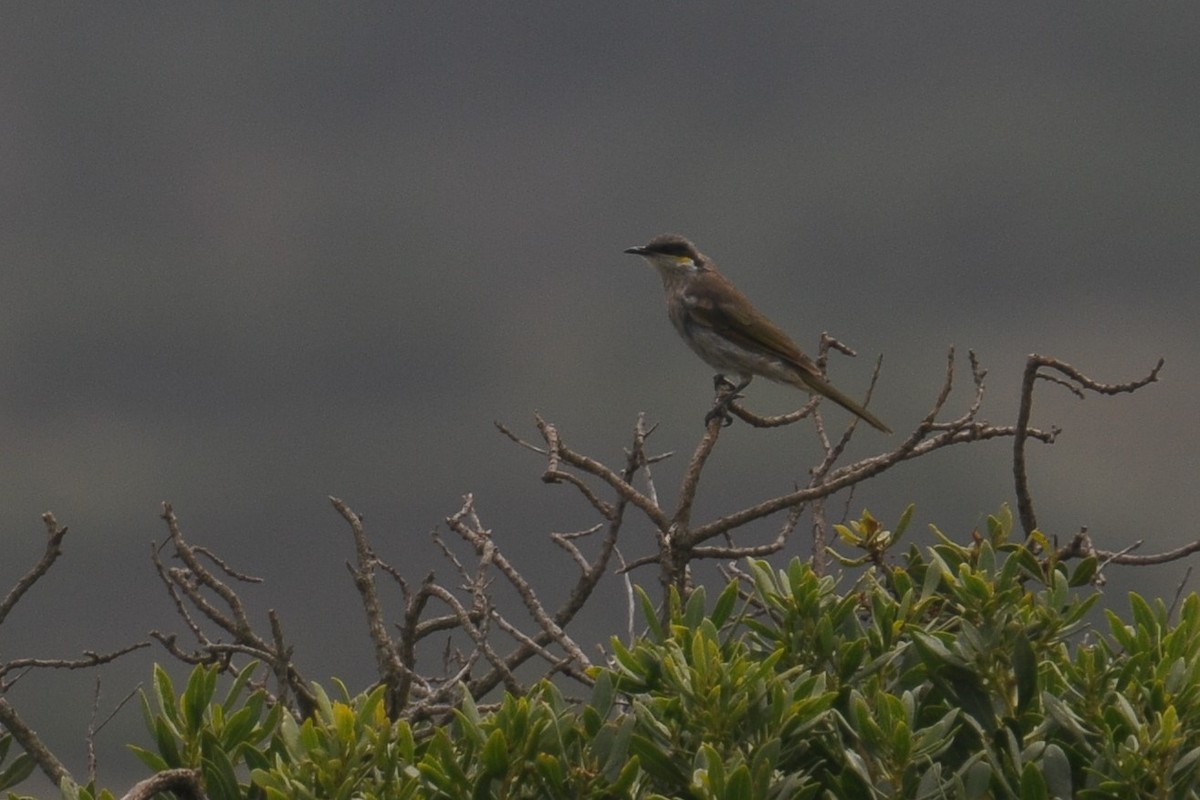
top-left (624, 233), bottom-right (891, 433)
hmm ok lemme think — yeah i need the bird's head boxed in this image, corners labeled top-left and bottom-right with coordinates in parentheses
top-left (624, 234), bottom-right (708, 279)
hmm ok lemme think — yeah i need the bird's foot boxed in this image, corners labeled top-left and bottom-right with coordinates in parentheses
top-left (705, 375), bottom-right (747, 427)
top-left (712, 374), bottom-right (739, 392)
top-left (704, 401), bottom-right (737, 428)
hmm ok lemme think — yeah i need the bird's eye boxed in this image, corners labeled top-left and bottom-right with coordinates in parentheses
top-left (656, 242), bottom-right (693, 258)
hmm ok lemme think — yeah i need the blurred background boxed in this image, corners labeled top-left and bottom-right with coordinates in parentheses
top-left (2, 4), bottom-right (1197, 792)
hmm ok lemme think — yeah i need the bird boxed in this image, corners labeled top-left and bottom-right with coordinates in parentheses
top-left (624, 233), bottom-right (892, 433)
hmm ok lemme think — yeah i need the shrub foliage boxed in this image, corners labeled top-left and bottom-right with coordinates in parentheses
top-left (0, 354), bottom-right (1183, 797)
top-left (18, 507), bottom-right (1200, 800)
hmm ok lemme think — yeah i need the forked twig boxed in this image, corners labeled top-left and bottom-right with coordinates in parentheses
top-left (1014, 355), bottom-right (1163, 537)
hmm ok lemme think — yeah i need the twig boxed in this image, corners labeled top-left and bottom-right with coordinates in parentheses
top-left (1169, 566), bottom-right (1193, 620)
top-left (160, 504), bottom-right (255, 638)
top-left (1014, 355), bottom-right (1163, 537)
top-left (0, 643), bottom-right (150, 687)
top-left (0, 696), bottom-right (71, 786)
top-left (153, 502), bottom-right (313, 715)
top-left (330, 496), bottom-right (410, 716)
top-left (728, 397), bottom-right (819, 428)
top-left (1101, 539), bottom-right (1200, 567)
top-left (86, 677), bottom-right (101, 784)
top-left (120, 768), bottom-right (207, 800)
top-left (446, 497), bottom-right (590, 670)
top-left (533, 414), bottom-right (670, 530)
top-left (0, 513), bottom-right (70, 626)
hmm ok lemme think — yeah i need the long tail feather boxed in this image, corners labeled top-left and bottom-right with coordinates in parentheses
top-left (796, 372), bottom-right (892, 434)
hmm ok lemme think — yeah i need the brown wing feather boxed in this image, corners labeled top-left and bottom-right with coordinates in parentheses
top-left (684, 271), bottom-right (893, 433)
top-left (684, 271), bottom-right (822, 377)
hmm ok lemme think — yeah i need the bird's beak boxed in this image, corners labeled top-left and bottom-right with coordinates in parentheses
top-left (624, 245), bottom-right (648, 255)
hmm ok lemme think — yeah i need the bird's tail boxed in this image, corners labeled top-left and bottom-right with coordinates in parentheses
top-left (795, 372), bottom-right (892, 434)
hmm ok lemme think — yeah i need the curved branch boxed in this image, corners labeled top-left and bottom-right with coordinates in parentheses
top-left (532, 414), bottom-right (670, 530)
top-left (1014, 355), bottom-right (1163, 537)
top-left (120, 768), bottom-right (207, 800)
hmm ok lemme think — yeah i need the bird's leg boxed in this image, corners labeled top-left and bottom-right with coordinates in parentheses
top-left (712, 373), bottom-right (738, 392)
top-left (705, 375), bottom-right (752, 427)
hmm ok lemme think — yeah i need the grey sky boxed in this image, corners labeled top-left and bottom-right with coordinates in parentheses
top-left (2, 5), bottom-right (1197, 791)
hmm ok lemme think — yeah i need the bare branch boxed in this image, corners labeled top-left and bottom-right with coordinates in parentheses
top-left (1100, 539), bottom-right (1200, 566)
top-left (545, 470), bottom-right (616, 520)
top-left (681, 350), bottom-right (1058, 547)
top-left (1169, 566), bottom-right (1193, 620)
top-left (629, 413), bottom-right (666, 509)
top-left (533, 414), bottom-right (670, 530)
top-left (810, 498), bottom-right (830, 575)
top-left (153, 502), bottom-right (311, 714)
top-left (463, 415), bottom-right (654, 696)
top-left (160, 503), bottom-right (255, 639)
top-left (0, 696), bottom-right (70, 786)
top-left (551, 524), bottom-right (606, 572)
top-left (728, 396), bottom-right (819, 428)
top-left (0, 643), bottom-right (150, 688)
top-left (446, 496), bottom-right (590, 671)
top-left (0, 513), bottom-right (69, 626)
top-left (494, 420), bottom-right (547, 454)
top-left (688, 421), bottom-right (1020, 545)
top-left (190, 546), bottom-right (264, 584)
top-left (487, 608), bottom-right (587, 682)
top-left (120, 768), bottom-right (207, 800)
top-left (673, 414), bottom-right (724, 532)
top-left (330, 496), bottom-right (410, 715)
top-left (422, 583), bottom-right (523, 695)
top-left (1015, 355), bottom-right (1164, 537)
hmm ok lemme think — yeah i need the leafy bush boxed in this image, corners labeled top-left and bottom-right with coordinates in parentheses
top-left (26, 507), bottom-right (1200, 799)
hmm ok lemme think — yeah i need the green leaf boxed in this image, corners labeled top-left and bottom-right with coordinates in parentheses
top-left (459, 690), bottom-right (482, 732)
top-left (534, 752), bottom-right (564, 794)
top-left (153, 664), bottom-right (179, 727)
top-left (693, 743), bottom-right (723, 794)
top-left (636, 586), bottom-right (664, 642)
top-left (893, 503), bottom-right (915, 544)
top-left (683, 585), bottom-right (707, 629)
top-left (182, 665), bottom-right (215, 735)
top-left (152, 714), bottom-right (184, 767)
top-left (1068, 555), bottom-right (1098, 587)
top-left (919, 553), bottom-right (946, 604)
top-left (1041, 692), bottom-right (1090, 740)
top-left (201, 733), bottom-right (242, 800)
top-left (220, 660), bottom-right (260, 709)
top-left (217, 703), bottom-right (255, 751)
top-left (725, 764), bottom-right (753, 800)
top-left (1128, 592), bottom-right (1160, 640)
top-left (1013, 633), bottom-right (1038, 717)
top-left (599, 715), bottom-right (635, 783)
top-left (356, 684), bottom-right (388, 729)
top-left (1040, 743), bottom-right (1072, 800)
top-left (629, 732), bottom-right (687, 785)
top-left (710, 580), bottom-right (740, 629)
top-left (839, 749), bottom-right (874, 794)
top-left (590, 670), bottom-right (614, 717)
top-left (127, 744), bottom-right (170, 773)
top-left (963, 760), bottom-right (993, 797)
top-left (0, 753), bottom-right (34, 792)
top-left (611, 756), bottom-right (642, 794)
top-left (480, 729), bottom-right (509, 778)
top-left (1019, 761), bottom-right (1048, 800)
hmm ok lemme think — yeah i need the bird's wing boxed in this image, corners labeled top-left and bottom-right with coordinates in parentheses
top-left (683, 272), bottom-right (822, 375)
top-left (684, 271), bottom-right (892, 433)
